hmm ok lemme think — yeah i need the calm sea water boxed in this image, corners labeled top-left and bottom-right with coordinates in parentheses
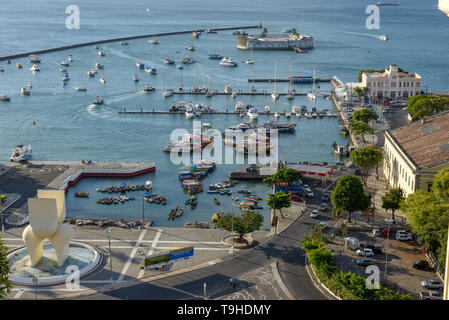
top-left (0, 0), bottom-right (448, 227)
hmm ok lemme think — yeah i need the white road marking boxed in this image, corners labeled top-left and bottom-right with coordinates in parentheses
top-left (117, 230), bottom-right (146, 283)
top-left (14, 289), bottom-right (25, 299)
top-left (137, 228), bottom-right (162, 279)
top-left (2, 238), bottom-right (224, 244)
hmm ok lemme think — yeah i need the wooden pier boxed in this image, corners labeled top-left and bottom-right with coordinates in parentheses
top-left (119, 109), bottom-right (328, 116)
top-left (247, 78), bottom-right (331, 83)
top-left (172, 90), bottom-right (307, 96)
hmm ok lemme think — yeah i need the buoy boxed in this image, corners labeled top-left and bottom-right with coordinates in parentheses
top-left (33, 121), bottom-right (36, 125)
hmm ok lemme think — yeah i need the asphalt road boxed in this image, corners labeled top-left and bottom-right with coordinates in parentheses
top-left (78, 182), bottom-right (331, 300)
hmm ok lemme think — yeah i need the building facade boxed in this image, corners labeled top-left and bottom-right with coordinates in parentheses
top-left (383, 111), bottom-right (449, 196)
top-left (237, 34), bottom-right (313, 50)
top-left (361, 65), bottom-right (422, 99)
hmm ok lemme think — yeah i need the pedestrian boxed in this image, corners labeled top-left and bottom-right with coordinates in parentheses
top-left (339, 250), bottom-right (342, 256)
top-left (229, 277), bottom-right (233, 288)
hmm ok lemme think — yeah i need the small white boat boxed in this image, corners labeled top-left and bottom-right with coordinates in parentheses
top-left (68, 55), bottom-right (73, 62)
top-left (181, 56), bottom-right (196, 64)
top-left (29, 55), bottom-right (41, 63)
top-left (307, 92), bottom-right (316, 101)
top-left (187, 45), bottom-right (196, 51)
top-left (185, 108), bottom-right (194, 119)
top-left (133, 74), bottom-right (139, 82)
top-left (264, 106), bottom-right (271, 113)
top-left (235, 101), bottom-right (245, 112)
top-left (0, 67), bottom-right (4, 72)
top-left (87, 71), bottom-right (95, 78)
top-left (95, 63), bottom-right (104, 69)
top-left (28, 82), bottom-right (33, 88)
top-left (136, 62), bottom-right (145, 69)
top-left (219, 57), bottom-right (238, 67)
top-left (75, 87), bottom-right (87, 92)
top-left (30, 64), bottom-right (40, 72)
top-left (144, 84), bottom-right (155, 92)
top-left (10, 145), bottom-right (32, 162)
top-left (291, 106), bottom-right (300, 113)
top-left (247, 108), bottom-right (258, 121)
top-left (380, 34), bottom-right (388, 41)
top-left (93, 96), bottom-right (104, 105)
top-left (98, 51), bottom-right (106, 56)
top-left (205, 90), bottom-right (213, 97)
top-left (162, 89), bottom-right (174, 98)
top-left (21, 87), bottom-right (30, 95)
top-left (60, 67), bottom-right (67, 72)
top-left (148, 39), bottom-right (159, 44)
top-left (285, 112), bottom-right (291, 118)
top-left (145, 180), bottom-right (153, 190)
top-left (271, 91), bottom-right (279, 101)
top-left (120, 41), bottom-right (129, 45)
top-left (224, 84), bottom-right (232, 94)
top-left (60, 60), bottom-right (69, 67)
top-left (286, 91), bottom-right (295, 100)
top-left (100, 76), bottom-right (105, 84)
top-left (295, 112), bottom-right (301, 118)
top-left (274, 112), bottom-right (280, 119)
top-left (245, 59), bottom-right (254, 64)
top-left (231, 92), bottom-right (237, 98)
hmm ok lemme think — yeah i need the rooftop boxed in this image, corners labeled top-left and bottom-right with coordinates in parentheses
top-left (388, 111), bottom-right (449, 169)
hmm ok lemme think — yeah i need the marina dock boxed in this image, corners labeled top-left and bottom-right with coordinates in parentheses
top-left (171, 90), bottom-right (309, 96)
top-left (247, 78), bottom-right (331, 83)
top-left (118, 109), bottom-right (335, 116)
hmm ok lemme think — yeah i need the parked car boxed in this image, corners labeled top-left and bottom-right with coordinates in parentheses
top-left (356, 248), bottom-right (374, 257)
top-left (359, 243), bottom-right (382, 254)
top-left (412, 260), bottom-right (431, 270)
top-left (382, 228), bottom-right (392, 237)
top-left (321, 192), bottom-right (330, 202)
top-left (305, 188), bottom-right (314, 198)
top-left (290, 195), bottom-right (304, 202)
top-left (420, 291), bottom-right (443, 300)
top-left (396, 230), bottom-right (412, 241)
top-left (355, 258), bottom-right (373, 266)
top-left (372, 228), bottom-right (381, 236)
top-left (303, 184), bottom-right (309, 189)
top-left (354, 168), bottom-right (361, 175)
top-left (318, 203), bottom-right (328, 211)
top-left (318, 222), bottom-right (327, 229)
top-left (421, 279), bottom-right (444, 290)
top-left (310, 210), bottom-right (318, 218)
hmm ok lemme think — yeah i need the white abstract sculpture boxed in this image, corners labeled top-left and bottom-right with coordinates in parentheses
top-left (23, 190), bottom-right (75, 267)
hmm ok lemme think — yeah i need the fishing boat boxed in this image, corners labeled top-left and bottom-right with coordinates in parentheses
top-left (30, 64), bottom-right (40, 72)
top-left (16, 63), bottom-right (22, 69)
top-left (93, 96), bottom-right (104, 105)
top-left (219, 57), bottom-right (238, 67)
top-left (10, 145), bottom-right (32, 162)
top-left (0, 95), bottom-right (11, 102)
top-left (145, 67), bottom-right (157, 74)
top-left (29, 55), bottom-right (41, 63)
top-left (75, 87), bottom-right (87, 92)
top-left (144, 84), bottom-right (155, 92)
top-left (181, 56), bottom-right (196, 64)
top-left (21, 87), bottom-right (30, 95)
top-left (208, 53), bottom-right (223, 59)
top-left (136, 62), bottom-right (145, 69)
top-left (75, 193), bottom-right (89, 198)
top-left (163, 58), bottom-right (175, 64)
top-left (98, 51), bottom-right (106, 56)
top-left (187, 44), bottom-right (196, 51)
top-left (133, 74), bottom-right (139, 82)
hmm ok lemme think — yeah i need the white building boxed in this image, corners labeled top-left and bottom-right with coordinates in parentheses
top-left (237, 34), bottom-right (313, 50)
top-left (361, 65), bottom-right (422, 99)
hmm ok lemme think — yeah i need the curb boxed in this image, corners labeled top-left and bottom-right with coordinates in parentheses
top-left (304, 258), bottom-right (341, 300)
top-left (271, 261), bottom-right (296, 300)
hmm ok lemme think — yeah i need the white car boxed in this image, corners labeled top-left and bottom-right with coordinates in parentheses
top-left (318, 222), bottom-right (327, 229)
top-left (305, 188), bottom-right (314, 198)
top-left (356, 248), bottom-right (374, 257)
top-left (310, 210), bottom-right (318, 218)
top-left (396, 230), bottom-right (412, 241)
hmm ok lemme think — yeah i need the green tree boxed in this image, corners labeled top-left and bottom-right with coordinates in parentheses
top-left (263, 167), bottom-right (303, 186)
top-left (402, 190), bottom-right (449, 265)
top-left (381, 188), bottom-right (405, 223)
top-left (433, 167), bottom-right (449, 200)
top-left (331, 175), bottom-right (371, 222)
top-left (406, 95), bottom-right (449, 120)
top-left (291, 28), bottom-right (297, 35)
top-left (267, 191), bottom-right (291, 219)
top-left (349, 121), bottom-right (374, 143)
top-left (215, 211), bottom-right (264, 241)
top-left (261, 27), bottom-right (268, 38)
top-left (0, 236), bottom-right (12, 299)
top-left (353, 108), bottom-right (378, 124)
top-left (349, 147), bottom-right (383, 186)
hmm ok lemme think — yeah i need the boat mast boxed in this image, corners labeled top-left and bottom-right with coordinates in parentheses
top-left (195, 63), bottom-right (199, 90)
top-left (274, 61), bottom-right (277, 93)
top-left (204, 64), bottom-right (207, 88)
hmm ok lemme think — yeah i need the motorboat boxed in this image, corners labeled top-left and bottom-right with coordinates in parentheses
top-left (231, 92), bottom-right (237, 98)
top-left (307, 92), bottom-right (316, 101)
top-left (133, 74), bottom-right (139, 82)
top-left (60, 67), bottom-right (67, 72)
top-left (148, 39), bottom-right (159, 44)
top-left (136, 62), bottom-right (145, 69)
top-left (176, 64), bottom-right (183, 69)
top-left (100, 75), bottom-right (105, 84)
top-left (16, 63), bottom-right (22, 69)
top-left (187, 45), bottom-right (196, 51)
top-left (30, 64), bottom-right (40, 72)
top-left (181, 56), bottom-right (196, 64)
top-left (219, 57), bottom-right (238, 67)
top-left (10, 145), bottom-right (32, 162)
top-left (95, 63), bottom-right (104, 69)
top-left (245, 59), bottom-right (254, 64)
top-left (93, 45), bottom-right (99, 49)
top-left (205, 90), bottom-right (213, 97)
top-left (380, 34), bottom-right (389, 41)
top-left (235, 101), bottom-right (245, 112)
top-left (93, 96), bottom-right (104, 105)
top-left (28, 82), bottom-right (32, 88)
top-left (98, 51), bottom-right (106, 56)
top-left (29, 55), bottom-right (41, 63)
top-left (295, 112), bottom-right (301, 118)
top-left (192, 32), bottom-right (200, 39)
top-left (21, 87), bottom-right (30, 95)
top-left (62, 73), bottom-right (70, 82)
top-left (205, 29), bottom-right (217, 34)
top-left (264, 106), bottom-right (271, 113)
top-left (75, 87), bottom-right (87, 92)
top-left (247, 108), bottom-right (258, 121)
top-left (145, 67), bottom-right (157, 74)
top-left (162, 89), bottom-right (174, 98)
top-left (185, 108), bottom-right (194, 119)
top-left (60, 60), bottom-right (69, 67)
top-left (224, 84), bottom-right (232, 94)
top-left (68, 55), bottom-right (73, 62)
top-left (163, 58), bottom-right (175, 64)
top-left (0, 95), bottom-right (10, 102)
top-left (332, 142), bottom-right (350, 156)
top-left (87, 71), bottom-right (95, 78)
top-left (208, 53), bottom-right (223, 59)
top-left (292, 106), bottom-right (300, 113)
top-left (286, 90), bottom-right (295, 100)
top-left (274, 112), bottom-right (280, 119)
top-left (250, 86), bottom-right (257, 93)
top-left (271, 91), bottom-right (279, 101)
top-left (144, 84), bottom-right (155, 92)
top-left (285, 112), bottom-right (291, 118)
top-left (145, 180), bottom-right (153, 190)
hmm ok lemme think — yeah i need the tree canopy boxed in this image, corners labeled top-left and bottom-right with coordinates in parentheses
top-left (349, 121), bottom-right (374, 143)
top-left (382, 188), bottom-right (405, 223)
top-left (406, 95), bottom-right (449, 120)
top-left (349, 147), bottom-right (383, 186)
top-left (263, 167), bottom-right (303, 186)
top-left (266, 191), bottom-right (291, 220)
top-left (433, 167), bottom-right (449, 200)
top-left (357, 66), bottom-right (407, 82)
top-left (215, 210), bottom-right (264, 240)
top-left (0, 236), bottom-right (12, 299)
top-left (330, 175), bottom-right (371, 222)
top-left (353, 108), bottom-right (378, 123)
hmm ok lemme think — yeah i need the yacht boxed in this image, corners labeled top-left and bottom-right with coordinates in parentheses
top-left (235, 101), bottom-right (245, 112)
top-left (75, 87), bottom-right (87, 92)
top-left (145, 67), bottom-right (157, 74)
top-left (380, 34), bottom-right (389, 41)
top-left (0, 95), bottom-right (11, 102)
top-left (98, 51), bottom-right (106, 56)
top-left (181, 56), bottom-right (196, 64)
top-left (185, 107), bottom-right (195, 119)
top-left (286, 91), bottom-right (295, 100)
top-left (60, 60), bottom-right (69, 67)
top-left (136, 62), bottom-right (145, 69)
top-left (208, 53), bottom-right (223, 59)
top-left (224, 83), bottom-right (232, 94)
top-left (133, 74), bottom-right (139, 82)
top-left (148, 39), bottom-right (159, 44)
top-left (264, 106), bottom-right (271, 113)
top-left (285, 112), bottom-right (291, 118)
top-left (271, 91), bottom-right (279, 101)
top-left (162, 89), bottom-right (174, 98)
top-left (274, 112), bottom-right (280, 119)
top-left (187, 45), bottom-right (196, 51)
top-left (205, 90), bottom-right (213, 97)
top-left (21, 87), bottom-right (31, 95)
top-left (95, 63), bottom-right (104, 69)
top-left (245, 59), bottom-right (254, 64)
top-left (100, 75), bottom-right (105, 84)
top-left (144, 84), bottom-right (155, 92)
top-left (271, 62), bottom-right (279, 100)
top-left (307, 67), bottom-right (317, 101)
top-left (163, 58), bottom-right (175, 65)
top-left (68, 55), bottom-right (73, 62)
top-left (250, 86), bottom-right (257, 93)
top-left (30, 64), bottom-right (40, 72)
top-left (93, 96), bottom-right (104, 105)
top-left (10, 145), bottom-right (32, 162)
top-left (219, 57), bottom-right (238, 67)
top-left (29, 55), bottom-right (41, 63)
top-left (231, 92), bottom-right (237, 98)
top-left (247, 108), bottom-right (258, 121)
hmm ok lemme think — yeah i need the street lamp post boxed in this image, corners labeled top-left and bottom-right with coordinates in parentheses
top-left (231, 204), bottom-right (236, 257)
top-left (384, 218), bottom-right (394, 282)
top-left (372, 173), bottom-right (376, 228)
top-left (106, 227), bottom-right (113, 288)
top-left (0, 194), bottom-right (7, 233)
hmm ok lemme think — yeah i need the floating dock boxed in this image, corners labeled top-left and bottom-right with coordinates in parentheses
top-left (118, 109), bottom-right (336, 116)
top-left (247, 78), bottom-right (331, 83)
top-left (172, 90), bottom-right (308, 96)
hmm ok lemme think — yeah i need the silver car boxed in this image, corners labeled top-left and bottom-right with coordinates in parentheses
top-left (421, 279), bottom-right (443, 290)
